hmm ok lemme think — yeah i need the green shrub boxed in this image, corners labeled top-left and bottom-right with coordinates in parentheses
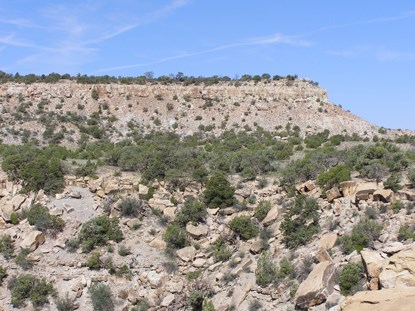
top-left (175, 198), bottom-right (207, 226)
top-left (65, 238), bottom-right (81, 253)
top-left (78, 215), bottom-right (123, 253)
top-left (202, 299), bottom-right (216, 311)
top-left (249, 299), bottom-right (262, 311)
top-left (118, 245), bottom-right (131, 256)
top-left (384, 173), bottom-right (402, 192)
top-left (229, 216), bottom-right (258, 240)
top-left (89, 283), bottom-right (114, 311)
top-left (131, 300), bottom-right (150, 311)
top-left (255, 251), bottom-right (277, 287)
top-left (8, 274), bottom-right (55, 308)
top-left (338, 262), bottom-right (364, 295)
top-left (10, 212), bottom-right (19, 225)
top-left (27, 203), bottom-right (65, 236)
top-left (340, 220), bottom-right (382, 254)
top-left (0, 265), bottom-right (7, 285)
top-left (304, 130), bottom-right (329, 149)
top-left (203, 173), bottom-right (235, 209)
top-left (27, 203), bottom-right (50, 231)
top-left (163, 224), bottom-right (188, 249)
top-left (254, 201), bottom-right (272, 222)
top-left (2, 147), bottom-right (65, 194)
top-left (119, 197), bottom-right (144, 217)
top-left (278, 257), bottom-right (296, 279)
top-left (398, 223), bottom-right (415, 241)
top-left (15, 248), bottom-right (33, 270)
top-left (212, 237), bottom-right (232, 262)
top-left (91, 89), bottom-right (99, 100)
top-left (85, 252), bottom-right (102, 270)
top-left (408, 168), bottom-right (415, 188)
top-left (55, 293), bottom-right (76, 311)
top-left (317, 164), bottom-right (350, 190)
top-left (391, 200), bottom-right (405, 214)
top-left (189, 290), bottom-right (204, 310)
top-left (75, 160), bottom-right (97, 178)
top-left (280, 195), bottom-right (320, 248)
top-left (0, 235), bottom-right (14, 259)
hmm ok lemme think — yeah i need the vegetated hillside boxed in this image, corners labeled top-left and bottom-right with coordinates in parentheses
top-left (1, 75), bottom-right (415, 311)
top-left (1, 77), bottom-right (410, 147)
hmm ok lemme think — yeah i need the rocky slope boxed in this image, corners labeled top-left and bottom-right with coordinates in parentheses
top-left (0, 169), bottom-right (415, 310)
top-left (1, 78), bottom-right (415, 311)
top-left (0, 79), bottom-right (407, 146)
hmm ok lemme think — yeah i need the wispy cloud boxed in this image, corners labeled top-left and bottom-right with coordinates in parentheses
top-left (96, 33), bottom-right (312, 72)
top-left (376, 49), bottom-right (415, 62)
top-left (326, 46), bottom-right (371, 57)
top-left (315, 9), bottom-right (415, 33)
top-left (1, 0), bottom-right (190, 72)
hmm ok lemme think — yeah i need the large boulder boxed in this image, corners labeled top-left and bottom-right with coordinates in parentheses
top-left (339, 181), bottom-right (357, 197)
top-left (0, 202), bottom-right (14, 222)
top-left (176, 246), bottom-right (196, 262)
top-left (186, 223), bottom-right (208, 239)
top-left (9, 194), bottom-right (26, 209)
top-left (379, 245), bottom-right (415, 288)
top-left (261, 205), bottom-right (279, 226)
top-left (138, 184), bottom-right (149, 200)
top-left (341, 287), bottom-right (415, 311)
top-left (104, 179), bottom-right (119, 194)
top-left (355, 182), bottom-right (378, 201)
top-left (373, 189), bottom-right (393, 203)
top-left (319, 233), bottom-right (338, 250)
top-left (20, 230), bottom-right (45, 252)
top-left (361, 250), bottom-right (384, 290)
top-left (295, 261), bottom-right (336, 309)
top-left (397, 190), bottom-right (415, 201)
top-left (326, 187), bottom-right (342, 203)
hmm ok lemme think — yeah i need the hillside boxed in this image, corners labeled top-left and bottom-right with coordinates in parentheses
top-left (0, 77), bottom-right (415, 311)
top-left (1, 78), bottom-right (405, 147)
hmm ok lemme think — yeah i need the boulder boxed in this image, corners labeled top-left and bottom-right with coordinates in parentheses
top-left (397, 190), bottom-right (415, 201)
top-left (104, 180), bottom-right (119, 194)
top-left (341, 287), bottom-right (415, 311)
top-left (373, 189), bottom-right (393, 203)
top-left (147, 271), bottom-right (167, 288)
top-left (326, 187), bottom-right (342, 202)
top-left (69, 191), bottom-right (82, 199)
top-left (163, 207), bottom-right (176, 222)
top-left (1, 203), bottom-right (14, 222)
top-left (186, 223), bottom-right (208, 238)
top-left (316, 248), bottom-right (332, 263)
top-left (319, 233), bottom-right (338, 250)
top-left (361, 250), bottom-right (384, 290)
top-left (382, 242), bottom-right (406, 255)
top-left (355, 183), bottom-right (377, 201)
top-left (339, 181), bottom-right (357, 197)
top-left (138, 184), bottom-right (149, 200)
top-left (161, 293), bottom-right (175, 307)
top-left (176, 246), bottom-right (196, 262)
top-left (295, 261), bottom-right (336, 309)
top-left (250, 240), bottom-right (263, 254)
top-left (296, 180), bottom-right (316, 193)
top-left (126, 218), bottom-right (141, 229)
top-left (20, 230), bottom-right (45, 252)
top-left (261, 205), bottom-right (279, 226)
top-left (231, 284), bottom-right (251, 308)
top-left (9, 194), bottom-right (26, 209)
top-left (379, 245), bottom-right (415, 288)
top-left (149, 238), bottom-right (167, 250)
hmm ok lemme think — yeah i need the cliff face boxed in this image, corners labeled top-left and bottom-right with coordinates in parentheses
top-left (0, 79), bottom-right (390, 144)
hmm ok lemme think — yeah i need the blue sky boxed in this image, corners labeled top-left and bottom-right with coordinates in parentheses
top-left (1, 1), bottom-right (414, 130)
